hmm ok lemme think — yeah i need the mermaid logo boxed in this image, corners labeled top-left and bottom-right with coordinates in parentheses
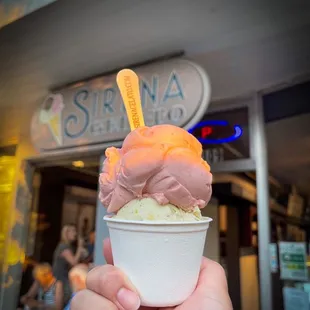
top-left (39, 94), bottom-right (64, 146)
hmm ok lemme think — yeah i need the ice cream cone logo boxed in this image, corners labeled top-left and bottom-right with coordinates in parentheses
top-left (39, 94), bottom-right (64, 146)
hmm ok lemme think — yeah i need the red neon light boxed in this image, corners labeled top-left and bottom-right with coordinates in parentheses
top-left (201, 126), bottom-right (213, 138)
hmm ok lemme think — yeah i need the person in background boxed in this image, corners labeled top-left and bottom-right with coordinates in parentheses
top-left (81, 218), bottom-right (90, 241)
top-left (52, 224), bottom-right (85, 308)
top-left (20, 263), bottom-right (62, 310)
top-left (83, 229), bottom-right (95, 264)
top-left (64, 264), bottom-right (89, 310)
top-left (18, 257), bottom-right (37, 309)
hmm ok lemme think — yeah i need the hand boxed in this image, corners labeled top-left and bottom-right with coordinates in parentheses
top-left (23, 298), bottom-right (43, 308)
top-left (20, 294), bottom-right (28, 304)
top-left (80, 247), bottom-right (89, 258)
top-left (71, 238), bottom-right (232, 310)
top-left (78, 237), bottom-right (84, 249)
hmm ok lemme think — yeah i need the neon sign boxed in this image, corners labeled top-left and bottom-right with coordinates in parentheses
top-left (188, 120), bottom-right (243, 144)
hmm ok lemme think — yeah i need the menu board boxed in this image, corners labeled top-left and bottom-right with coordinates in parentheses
top-left (279, 242), bottom-right (308, 281)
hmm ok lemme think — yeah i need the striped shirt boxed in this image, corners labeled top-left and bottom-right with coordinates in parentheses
top-left (38, 281), bottom-right (56, 306)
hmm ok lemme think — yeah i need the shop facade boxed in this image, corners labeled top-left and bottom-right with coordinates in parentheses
top-left (1, 53), bottom-right (310, 310)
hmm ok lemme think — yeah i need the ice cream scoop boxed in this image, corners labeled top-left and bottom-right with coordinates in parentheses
top-left (99, 124), bottom-right (212, 214)
top-left (114, 197), bottom-right (202, 222)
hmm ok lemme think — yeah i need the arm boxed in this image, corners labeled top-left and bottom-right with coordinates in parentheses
top-left (61, 247), bottom-right (83, 266)
top-left (82, 253), bottom-right (93, 264)
top-left (81, 246), bottom-right (93, 264)
top-left (61, 238), bottom-right (84, 266)
top-left (20, 281), bottom-right (39, 304)
top-left (54, 281), bottom-right (64, 310)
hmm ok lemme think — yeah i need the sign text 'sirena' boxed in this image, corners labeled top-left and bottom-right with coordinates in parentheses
top-left (31, 59), bottom-right (211, 151)
top-left (124, 75), bottom-right (140, 128)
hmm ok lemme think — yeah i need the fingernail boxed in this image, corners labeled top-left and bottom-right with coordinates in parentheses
top-left (117, 288), bottom-right (140, 310)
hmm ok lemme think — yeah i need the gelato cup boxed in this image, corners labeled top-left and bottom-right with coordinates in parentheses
top-left (104, 215), bottom-right (212, 307)
top-left (100, 70), bottom-right (214, 308)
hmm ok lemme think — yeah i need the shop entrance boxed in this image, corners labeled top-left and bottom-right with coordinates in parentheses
top-left (13, 157), bottom-right (261, 310)
top-left (17, 155), bottom-right (101, 309)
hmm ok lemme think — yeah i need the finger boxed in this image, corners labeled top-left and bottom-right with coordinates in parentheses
top-left (103, 238), bottom-right (114, 265)
top-left (70, 289), bottom-right (117, 310)
top-left (86, 264), bottom-right (140, 310)
top-left (198, 257), bottom-right (228, 292)
top-left (190, 257), bottom-right (232, 309)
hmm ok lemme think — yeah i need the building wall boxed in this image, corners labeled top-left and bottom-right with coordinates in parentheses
top-left (1, 20), bottom-right (310, 151)
top-left (0, 143), bottom-right (34, 309)
top-left (196, 24), bottom-right (310, 100)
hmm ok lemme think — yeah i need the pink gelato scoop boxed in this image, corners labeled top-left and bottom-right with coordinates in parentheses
top-left (99, 125), bottom-right (212, 213)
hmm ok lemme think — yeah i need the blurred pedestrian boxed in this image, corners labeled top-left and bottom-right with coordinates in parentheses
top-left (64, 264), bottom-right (89, 310)
top-left (20, 263), bottom-right (62, 309)
top-left (82, 229), bottom-right (95, 264)
top-left (52, 224), bottom-right (85, 307)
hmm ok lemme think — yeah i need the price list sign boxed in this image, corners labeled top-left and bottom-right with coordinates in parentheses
top-left (279, 242), bottom-right (308, 281)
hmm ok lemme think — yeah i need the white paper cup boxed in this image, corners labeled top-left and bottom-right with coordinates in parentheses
top-left (104, 215), bottom-right (212, 307)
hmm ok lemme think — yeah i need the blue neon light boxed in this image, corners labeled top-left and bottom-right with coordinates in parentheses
top-left (188, 120), bottom-right (243, 144)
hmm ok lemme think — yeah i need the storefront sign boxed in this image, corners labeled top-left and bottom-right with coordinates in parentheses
top-left (202, 147), bottom-right (225, 163)
top-left (188, 120), bottom-right (243, 144)
top-left (189, 120), bottom-right (243, 164)
top-left (191, 107), bottom-right (249, 165)
top-left (31, 59), bottom-right (211, 151)
top-left (279, 242), bottom-right (308, 281)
